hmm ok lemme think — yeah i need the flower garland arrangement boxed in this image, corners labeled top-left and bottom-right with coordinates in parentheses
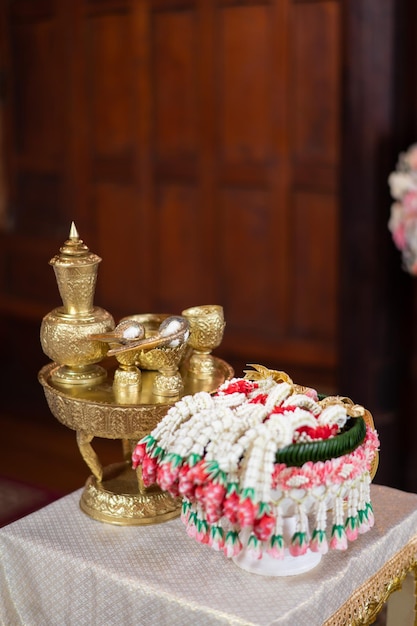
top-left (388, 143), bottom-right (417, 275)
top-left (132, 366), bottom-right (379, 561)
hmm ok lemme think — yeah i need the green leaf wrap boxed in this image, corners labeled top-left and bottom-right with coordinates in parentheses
top-left (274, 417), bottom-right (367, 467)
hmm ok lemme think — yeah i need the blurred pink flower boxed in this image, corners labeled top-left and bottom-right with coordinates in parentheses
top-left (406, 144), bottom-right (417, 169)
top-left (388, 144), bottom-right (417, 275)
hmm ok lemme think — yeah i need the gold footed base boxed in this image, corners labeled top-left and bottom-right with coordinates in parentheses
top-left (79, 463), bottom-right (182, 526)
top-left (188, 353), bottom-right (217, 379)
top-left (51, 364), bottom-right (108, 386)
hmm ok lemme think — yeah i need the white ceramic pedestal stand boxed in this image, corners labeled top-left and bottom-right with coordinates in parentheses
top-left (232, 516), bottom-right (322, 577)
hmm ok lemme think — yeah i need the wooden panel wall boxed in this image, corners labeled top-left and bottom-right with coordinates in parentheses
top-left (0, 0), bottom-right (342, 400)
top-left (8, 2), bottom-right (69, 236)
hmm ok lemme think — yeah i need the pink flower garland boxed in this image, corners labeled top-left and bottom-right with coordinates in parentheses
top-left (271, 427), bottom-right (379, 491)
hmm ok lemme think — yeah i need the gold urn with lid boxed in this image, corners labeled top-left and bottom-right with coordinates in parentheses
top-left (40, 223), bottom-right (115, 385)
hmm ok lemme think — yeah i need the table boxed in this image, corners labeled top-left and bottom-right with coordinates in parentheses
top-left (0, 484), bottom-right (416, 625)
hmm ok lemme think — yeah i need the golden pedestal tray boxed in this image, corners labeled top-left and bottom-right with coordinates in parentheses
top-left (38, 225), bottom-right (233, 525)
top-left (39, 357), bottom-right (233, 526)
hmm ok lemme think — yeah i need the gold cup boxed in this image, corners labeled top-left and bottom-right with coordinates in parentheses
top-left (181, 305), bottom-right (225, 379)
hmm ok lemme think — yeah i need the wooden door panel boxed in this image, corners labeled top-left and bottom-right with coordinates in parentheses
top-left (0, 235), bottom-right (59, 312)
top-left (82, 4), bottom-right (142, 316)
top-left (290, 1), bottom-right (341, 167)
top-left (86, 11), bottom-right (134, 158)
top-left (93, 183), bottom-right (143, 314)
top-left (219, 4), bottom-right (271, 164)
top-left (218, 188), bottom-right (278, 332)
top-left (15, 172), bottom-right (65, 237)
top-left (9, 1), bottom-right (70, 237)
top-left (153, 8), bottom-right (198, 162)
top-left (11, 5), bottom-right (65, 163)
top-left (216, 1), bottom-right (287, 357)
top-left (153, 182), bottom-right (213, 313)
top-left (289, 190), bottom-right (339, 341)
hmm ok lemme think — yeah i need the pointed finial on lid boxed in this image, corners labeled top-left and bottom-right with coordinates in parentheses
top-left (50, 221), bottom-right (100, 264)
top-left (69, 221), bottom-right (79, 241)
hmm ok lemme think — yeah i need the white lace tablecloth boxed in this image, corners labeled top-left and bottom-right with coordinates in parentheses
top-left (0, 484), bottom-right (416, 626)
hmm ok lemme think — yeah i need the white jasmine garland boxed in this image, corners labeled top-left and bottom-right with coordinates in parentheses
top-left (133, 369), bottom-right (379, 561)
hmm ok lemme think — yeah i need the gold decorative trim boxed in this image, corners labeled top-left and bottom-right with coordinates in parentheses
top-left (79, 472), bottom-right (182, 526)
top-left (323, 534), bottom-right (417, 625)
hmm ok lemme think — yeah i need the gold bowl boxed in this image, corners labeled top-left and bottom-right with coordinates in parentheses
top-left (120, 313), bottom-right (188, 370)
top-left (115, 313), bottom-right (191, 397)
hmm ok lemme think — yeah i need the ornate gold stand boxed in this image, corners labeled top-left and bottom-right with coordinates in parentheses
top-left (39, 357), bottom-right (233, 525)
top-left (80, 464), bottom-right (182, 526)
top-left (38, 225), bottom-right (233, 525)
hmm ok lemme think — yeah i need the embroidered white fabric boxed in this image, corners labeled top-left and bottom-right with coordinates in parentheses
top-left (0, 484), bottom-right (416, 626)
